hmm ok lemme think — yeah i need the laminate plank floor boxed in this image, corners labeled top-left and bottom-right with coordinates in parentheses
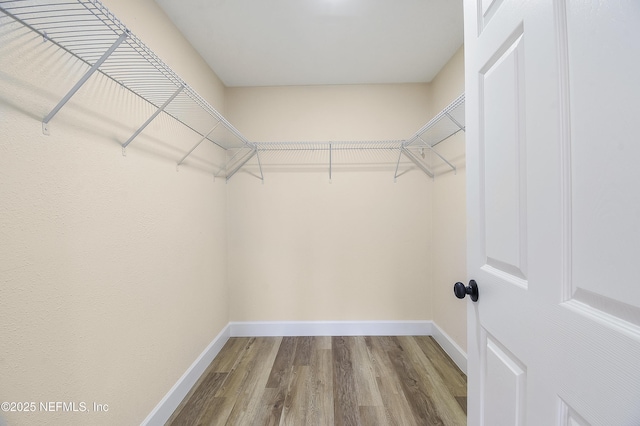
top-left (166, 336), bottom-right (467, 426)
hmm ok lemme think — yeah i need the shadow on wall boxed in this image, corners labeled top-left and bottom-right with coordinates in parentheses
top-left (0, 25), bottom-right (226, 177)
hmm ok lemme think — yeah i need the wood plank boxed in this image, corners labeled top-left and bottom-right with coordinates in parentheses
top-left (224, 337), bottom-right (282, 425)
top-left (262, 337), bottom-right (300, 425)
top-left (193, 396), bottom-right (231, 426)
top-left (199, 337), bottom-right (272, 425)
top-left (414, 336), bottom-right (467, 397)
top-left (210, 337), bottom-right (252, 372)
top-left (315, 335), bottom-right (332, 350)
top-left (397, 336), bottom-right (467, 425)
top-left (216, 337), bottom-right (261, 397)
top-left (359, 406), bottom-right (388, 426)
top-left (255, 388), bottom-right (285, 426)
top-left (307, 345), bottom-right (334, 426)
top-left (280, 365), bottom-right (311, 425)
top-left (365, 336), bottom-right (419, 426)
top-left (266, 336), bottom-right (297, 389)
top-left (166, 338), bottom-right (252, 425)
top-left (282, 337), bottom-right (335, 425)
top-left (293, 336), bottom-right (313, 366)
top-left (332, 336), bottom-right (362, 426)
top-left (352, 336), bottom-right (385, 409)
top-left (166, 372), bottom-right (227, 425)
top-left (386, 336), bottom-right (444, 425)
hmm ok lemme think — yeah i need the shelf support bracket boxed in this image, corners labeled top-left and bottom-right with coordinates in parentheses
top-left (393, 145), bottom-right (405, 182)
top-left (122, 85), bottom-right (184, 152)
top-left (256, 146), bottom-right (264, 183)
top-left (418, 135), bottom-right (456, 173)
top-left (445, 111), bottom-right (465, 131)
top-left (329, 143), bottom-right (333, 182)
top-left (226, 147), bottom-right (257, 182)
top-left (42, 31), bottom-right (129, 134)
top-left (176, 121), bottom-right (221, 168)
top-left (401, 147), bottom-right (434, 178)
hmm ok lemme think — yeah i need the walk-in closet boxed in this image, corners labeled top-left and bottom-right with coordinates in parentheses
top-left (3, 1), bottom-right (466, 423)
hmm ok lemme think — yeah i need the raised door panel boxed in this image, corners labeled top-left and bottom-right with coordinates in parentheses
top-left (482, 332), bottom-right (526, 426)
top-left (480, 27), bottom-right (528, 288)
top-left (561, 0), bottom-right (640, 331)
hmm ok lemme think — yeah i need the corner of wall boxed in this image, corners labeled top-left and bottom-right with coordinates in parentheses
top-left (428, 43), bottom-right (467, 353)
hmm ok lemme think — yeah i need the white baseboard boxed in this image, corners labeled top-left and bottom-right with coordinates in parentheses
top-left (140, 324), bottom-right (231, 426)
top-left (230, 320), bottom-right (467, 372)
top-left (144, 320), bottom-right (467, 425)
top-left (229, 320), bottom-right (433, 337)
top-left (431, 322), bottom-right (467, 374)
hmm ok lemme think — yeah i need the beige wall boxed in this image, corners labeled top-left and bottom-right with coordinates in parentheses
top-left (226, 84), bottom-right (430, 142)
top-left (226, 84), bottom-right (434, 322)
top-left (225, 64), bottom-right (467, 349)
top-left (0, 1), bottom-right (228, 425)
top-left (429, 47), bottom-right (467, 351)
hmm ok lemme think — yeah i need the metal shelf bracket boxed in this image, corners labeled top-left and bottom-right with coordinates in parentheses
top-left (42, 31), bottom-right (129, 134)
top-left (329, 143), bottom-right (333, 182)
top-left (400, 147), bottom-right (435, 179)
top-left (256, 148), bottom-right (264, 183)
top-left (226, 148), bottom-right (258, 182)
top-left (418, 135), bottom-right (457, 174)
top-left (122, 85), bottom-right (184, 153)
top-left (176, 121), bottom-right (221, 169)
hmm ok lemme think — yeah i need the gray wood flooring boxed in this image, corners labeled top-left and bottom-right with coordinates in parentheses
top-left (166, 336), bottom-right (467, 425)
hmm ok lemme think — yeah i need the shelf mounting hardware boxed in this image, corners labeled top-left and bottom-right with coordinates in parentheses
top-left (400, 147), bottom-right (434, 178)
top-left (42, 31), bottom-right (129, 135)
top-left (226, 148), bottom-right (258, 182)
top-left (417, 135), bottom-right (457, 174)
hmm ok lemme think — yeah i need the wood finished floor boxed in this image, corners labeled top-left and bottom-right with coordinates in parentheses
top-left (167, 336), bottom-right (467, 426)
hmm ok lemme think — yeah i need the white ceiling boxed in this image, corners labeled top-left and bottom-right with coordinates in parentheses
top-left (154, 0), bottom-right (463, 87)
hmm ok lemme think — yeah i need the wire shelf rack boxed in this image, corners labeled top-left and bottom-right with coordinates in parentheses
top-left (0, 0), bottom-right (252, 154)
top-left (0, 0), bottom-right (464, 181)
top-left (406, 93), bottom-right (466, 148)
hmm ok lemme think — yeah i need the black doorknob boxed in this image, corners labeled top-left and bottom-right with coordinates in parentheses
top-left (454, 280), bottom-right (479, 302)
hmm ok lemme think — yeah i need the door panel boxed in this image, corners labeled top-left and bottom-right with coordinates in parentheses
top-left (479, 0), bottom-right (505, 30)
top-left (559, 399), bottom-right (590, 426)
top-left (482, 332), bottom-right (526, 426)
top-left (481, 30), bottom-right (527, 284)
top-left (561, 0), bottom-right (640, 322)
top-left (465, 0), bottom-right (640, 424)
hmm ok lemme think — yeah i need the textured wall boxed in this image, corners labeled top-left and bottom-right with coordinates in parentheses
top-left (0, 0), bottom-right (229, 424)
top-left (225, 84), bottom-right (434, 322)
top-left (429, 46), bottom-right (467, 351)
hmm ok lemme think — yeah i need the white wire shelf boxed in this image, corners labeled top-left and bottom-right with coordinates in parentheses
top-left (255, 140), bottom-right (404, 151)
top-left (406, 93), bottom-right (465, 148)
top-left (0, 0), bottom-right (253, 154)
top-left (0, 0), bottom-right (465, 181)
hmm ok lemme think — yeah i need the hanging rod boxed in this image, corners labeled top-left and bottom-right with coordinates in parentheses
top-left (0, 0), bottom-right (254, 153)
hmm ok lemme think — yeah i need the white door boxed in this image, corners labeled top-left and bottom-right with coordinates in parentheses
top-left (464, 0), bottom-right (640, 424)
